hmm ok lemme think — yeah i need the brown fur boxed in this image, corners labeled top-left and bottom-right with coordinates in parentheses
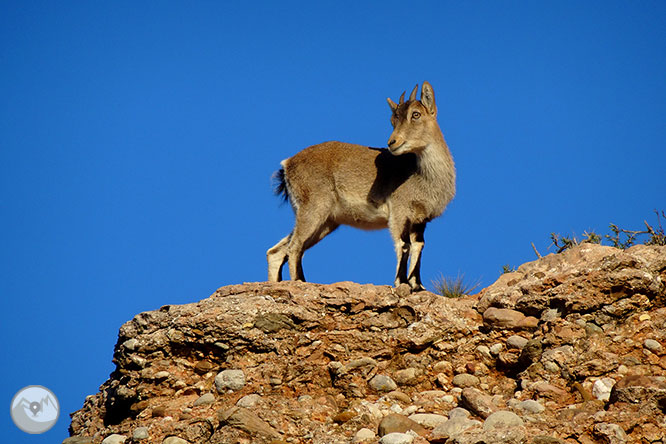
top-left (267, 82), bottom-right (455, 290)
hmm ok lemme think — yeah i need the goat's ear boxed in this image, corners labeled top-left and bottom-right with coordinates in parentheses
top-left (387, 97), bottom-right (398, 111)
top-left (421, 81), bottom-right (437, 116)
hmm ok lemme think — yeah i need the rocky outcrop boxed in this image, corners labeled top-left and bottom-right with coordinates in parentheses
top-left (67, 244), bottom-right (666, 444)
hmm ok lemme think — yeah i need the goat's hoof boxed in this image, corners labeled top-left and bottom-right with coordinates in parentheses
top-left (409, 283), bottom-right (426, 292)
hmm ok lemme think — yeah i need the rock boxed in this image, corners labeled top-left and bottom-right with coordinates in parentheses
top-left (101, 435), bottom-right (127, 444)
top-left (353, 427), bottom-right (376, 442)
top-left (379, 433), bottom-right (414, 444)
top-left (592, 423), bottom-right (627, 444)
top-left (217, 407), bottom-right (280, 439)
top-left (193, 393), bottom-right (215, 406)
top-left (517, 399), bottom-right (544, 414)
top-left (507, 335), bottom-right (528, 350)
top-left (236, 393), bottom-right (262, 408)
top-left (644, 339), bottom-right (662, 353)
top-left (215, 369), bottom-right (245, 392)
top-left (162, 438), bottom-right (189, 444)
top-left (452, 373), bottom-right (479, 388)
top-left (592, 378), bottom-right (616, 401)
top-left (378, 414), bottom-right (426, 437)
top-left (132, 427), bottom-right (149, 440)
top-left (460, 387), bottom-right (494, 419)
top-left (483, 410), bottom-right (523, 430)
top-left (370, 374), bottom-right (398, 392)
top-left (65, 245), bottom-right (666, 444)
top-left (407, 413), bottom-right (448, 428)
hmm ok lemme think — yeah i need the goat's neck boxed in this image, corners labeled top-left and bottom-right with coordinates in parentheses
top-left (416, 132), bottom-right (453, 182)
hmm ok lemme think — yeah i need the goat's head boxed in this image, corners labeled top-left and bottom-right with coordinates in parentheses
top-left (386, 82), bottom-right (439, 156)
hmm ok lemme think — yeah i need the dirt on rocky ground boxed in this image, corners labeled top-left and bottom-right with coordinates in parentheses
top-left (65, 244), bottom-right (666, 444)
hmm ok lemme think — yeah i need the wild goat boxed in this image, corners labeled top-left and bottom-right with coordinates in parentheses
top-left (267, 82), bottom-right (455, 290)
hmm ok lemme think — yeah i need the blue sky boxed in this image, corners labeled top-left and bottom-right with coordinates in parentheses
top-left (1, 1), bottom-right (664, 442)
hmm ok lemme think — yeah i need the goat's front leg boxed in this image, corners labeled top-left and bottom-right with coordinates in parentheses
top-left (390, 220), bottom-right (411, 287)
top-left (407, 223), bottom-right (426, 291)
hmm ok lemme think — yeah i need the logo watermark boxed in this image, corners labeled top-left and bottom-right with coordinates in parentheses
top-left (10, 385), bottom-right (59, 434)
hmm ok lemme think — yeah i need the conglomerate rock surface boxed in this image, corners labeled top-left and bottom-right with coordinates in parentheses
top-left (67, 244), bottom-right (666, 444)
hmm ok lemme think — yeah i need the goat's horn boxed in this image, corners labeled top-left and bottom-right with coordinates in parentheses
top-left (409, 84), bottom-right (419, 101)
top-left (398, 91), bottom-right (405, 105)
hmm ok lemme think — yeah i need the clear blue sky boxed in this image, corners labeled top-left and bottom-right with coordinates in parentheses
top-left (1, 1), bottom-right (664, 442)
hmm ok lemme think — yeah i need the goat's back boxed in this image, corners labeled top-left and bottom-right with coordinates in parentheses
top-left (283, 141), bottom-right (419, 229)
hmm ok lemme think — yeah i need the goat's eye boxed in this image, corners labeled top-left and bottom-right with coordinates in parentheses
top-left (412, 111), bottom-right (421, 120)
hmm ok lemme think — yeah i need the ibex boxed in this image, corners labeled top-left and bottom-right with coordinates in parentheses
top-left (267, 82), bottom-right (455, 291)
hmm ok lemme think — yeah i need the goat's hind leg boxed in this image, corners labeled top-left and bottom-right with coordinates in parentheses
top-left (288, 211), bottom-right (338, 282)
top-left (267, 235), bottom-right (290, 282)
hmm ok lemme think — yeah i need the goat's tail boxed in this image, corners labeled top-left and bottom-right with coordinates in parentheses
top-left (272, 167), bottom-right (290, 203)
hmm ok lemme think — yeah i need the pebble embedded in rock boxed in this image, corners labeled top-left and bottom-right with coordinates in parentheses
top-left (215, 369), bottom-right (246, 392)
top-left (353, 428), bottom-right (376, 443)
top-left (431, 416), bottom-right (477, 439)
top-left (370, 374), bottom-right (398, 392)
top-left (193, 393), bottom-right (215, 406)
top-left (644, 339), bottom-right (662, 353)
top-left (506, 335), bottom-right (528, 350)
top-left (154, 371), bottom-right (170, 380)
top-left (333, 410), bottom-right (355, 423)
top-left (448, 407), bottom-right (471, 419)
top-left (476, 345), bottom-right (492, 359)
top-left (236, 394), bottom-right (262, 408)
top-left (387, 390), bottom-right (412, 403)
top-left (379, 432), bottom-right (414, 444)
top-left (452, 373), bottom-right (480, 388)
top-left (122, 338), bottom-right (139, 351)
top-left (433, 360), bottom-right (453, 375)
top-left (378, 414), bottom-right (426, 437)
top-left (408, 413), bottom-right (448, 428)
top-left (489, 343), bottom-right (503, 355)
top-left (132, 427), bottom-right (149, 440)
top-left (163, 437), bottom-right (189, 444)
top-left (482, 307), bottom-right (526, 329)
top-left (517, 399), bottom-right (545, 414)
top-left (101, 435), bottom-right (127, 444)
top-left (483, 410), bottom-right (523, 430)
top-left (460, 388), bottom-right (494, 419)
top-left (62, 438), bottom-right (94, 444)
top-left (194, 360), bottom-right (215, 374)
top-left (394, 368), bottom-right (419, 386)
top-left (217, 406), bottom-right (280, 439)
